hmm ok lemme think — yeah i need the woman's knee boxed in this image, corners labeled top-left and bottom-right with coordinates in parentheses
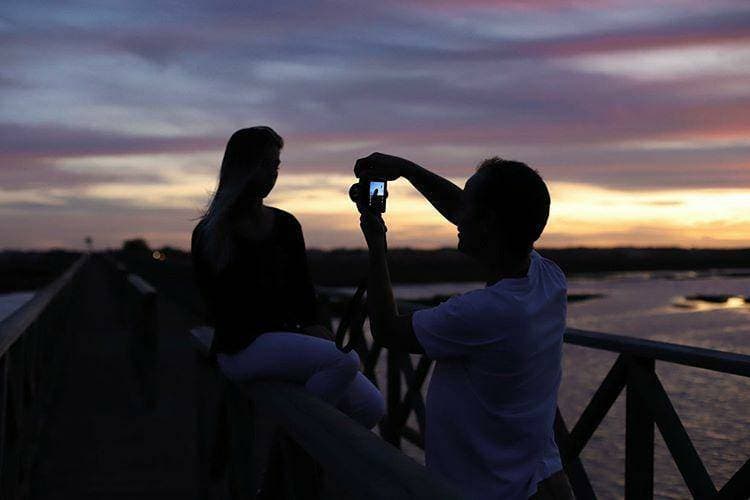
top-left (363, 392), bottom-right (386, 429)
top-left (339, 374), bottom-right (386, 429)
top-left (333, 349), bottom-right (360, 379)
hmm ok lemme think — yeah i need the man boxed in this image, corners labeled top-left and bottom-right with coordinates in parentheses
top-left (352, 153), bottom-right (573, 500)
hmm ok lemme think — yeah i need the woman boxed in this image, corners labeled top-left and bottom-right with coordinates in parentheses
top-left (191, 126), bottom-right (384, 428)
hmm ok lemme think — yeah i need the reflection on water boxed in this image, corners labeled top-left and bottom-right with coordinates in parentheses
top-left (672, 295), bottom-right (749, 312)
top-left (561, 271), bottom-right (750, 499)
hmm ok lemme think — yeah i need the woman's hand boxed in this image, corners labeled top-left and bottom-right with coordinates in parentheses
top-left (354, 152), bottom-right (415, 181)
top-left (359, 209), bottom-right (387, 253)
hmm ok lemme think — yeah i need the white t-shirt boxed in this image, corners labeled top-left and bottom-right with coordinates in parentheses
top-left (412, 250), bottom-right (566, 500)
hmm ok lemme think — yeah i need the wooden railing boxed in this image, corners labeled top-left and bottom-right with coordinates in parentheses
top-left (103, 257), bottom-right (748, 499)
top-left (558, 329), bottom-right (750, 500)
top-left (327, 291), bottom-right (750, 500)
top-left (101, 254), bottom-right (159, 409)
top-left (0, 254), bottom-right (88, 499)
top-left (190, 327), bottom-right (461, 500)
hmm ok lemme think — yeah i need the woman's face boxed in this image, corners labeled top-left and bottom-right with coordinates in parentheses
top-left (249, 147), bottom-right (280, 199)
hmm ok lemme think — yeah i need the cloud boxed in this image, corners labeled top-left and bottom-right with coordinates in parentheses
top-left (2, 0), bottom-right (750, 247)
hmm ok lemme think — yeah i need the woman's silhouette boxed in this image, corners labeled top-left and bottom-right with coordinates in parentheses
top-left (191, 126), bottom-right (384, 428)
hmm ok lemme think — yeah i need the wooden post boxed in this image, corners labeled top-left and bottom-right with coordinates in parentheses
top-left (0, 356), bottom-right (7, 496)
top-left (625, 356), bottom-right (654, 500)
top-left (384, 349), bottom-right (402, 447)
top-left (126, 274), bottom-right (158, 410)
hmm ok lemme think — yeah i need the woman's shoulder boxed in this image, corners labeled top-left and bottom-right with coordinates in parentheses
top-left (268, 207), bottom-right (302, 231)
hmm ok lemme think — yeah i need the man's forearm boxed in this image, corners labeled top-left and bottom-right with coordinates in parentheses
top-left (366, 246), bottom-right (399, 344)
top-left (404, 162), bottom-right (464, 225)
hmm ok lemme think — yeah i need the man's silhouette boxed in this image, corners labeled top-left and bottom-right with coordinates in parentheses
top-left (353, 153), bottom-right (573, 500)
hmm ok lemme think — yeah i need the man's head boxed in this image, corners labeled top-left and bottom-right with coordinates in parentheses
top-left (457, 157), bottom-right (550, 265)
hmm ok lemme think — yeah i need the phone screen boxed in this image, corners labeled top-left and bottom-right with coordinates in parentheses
top-left (369, 181), bottom-right (386, 212)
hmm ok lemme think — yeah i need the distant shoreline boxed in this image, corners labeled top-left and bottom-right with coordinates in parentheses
top-left (2, 247), bottom-right (750, 292)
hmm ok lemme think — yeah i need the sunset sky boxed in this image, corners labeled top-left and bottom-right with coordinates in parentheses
top-left (2, 0), bottom-right (750, 250)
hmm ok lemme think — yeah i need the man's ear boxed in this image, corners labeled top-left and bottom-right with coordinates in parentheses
top-left (481, 211), bottom-right (498, 235)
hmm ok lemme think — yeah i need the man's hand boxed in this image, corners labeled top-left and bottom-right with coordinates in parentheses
top-left (359, 209), bottom-right (387, 253)
top-left (354, 152), bottom-right (416, 180)
top-left (301, 324), bottom-right (335, 341)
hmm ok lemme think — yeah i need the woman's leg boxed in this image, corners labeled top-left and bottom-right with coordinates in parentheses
top-left (336, 372), bottom-right (386, 429)
top-left (216, 332), bottom-right (361, 405)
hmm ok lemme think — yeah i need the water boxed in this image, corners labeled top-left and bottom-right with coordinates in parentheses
top-left (0, 291), bottom-right (36, 324)
top-left (323, 269), bottom-right (750, 499)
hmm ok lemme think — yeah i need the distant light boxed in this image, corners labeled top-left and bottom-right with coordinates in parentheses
top-left (152, 250), bottom-right (165, 261)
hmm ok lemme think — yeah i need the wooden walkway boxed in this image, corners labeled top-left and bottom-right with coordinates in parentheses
top-left (30, 257), bottom-right (202, 499)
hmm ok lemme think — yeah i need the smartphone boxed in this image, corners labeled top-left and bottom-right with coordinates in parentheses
top-left (368, 180), bottom-right (387, 213)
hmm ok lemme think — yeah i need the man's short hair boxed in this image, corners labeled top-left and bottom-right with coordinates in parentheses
top-left (474, 157), bottom-right (550, 258)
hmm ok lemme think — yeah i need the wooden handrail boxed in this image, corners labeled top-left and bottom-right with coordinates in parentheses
top-left (248, 382), bottom-right (460, 500)
top-left (0, 253), bottom-right (89, 499)
top-left (126, 273), bottom-right (156, 296)
top-left (0, 254), bottom-right (88, 357)
top-left (100, 256), bottom-right (159, 409)
top-left (565, 328), bottom-right (750, 377)
top-left (326, 291), bottom-right (750, 378)
top-left (320, 291), bottom-right (750, 500)
top-left (191, 327), bottom-right (461, 500)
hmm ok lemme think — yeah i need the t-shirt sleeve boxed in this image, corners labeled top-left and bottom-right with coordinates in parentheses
top-left (412, 290), bottom-right (510, 360)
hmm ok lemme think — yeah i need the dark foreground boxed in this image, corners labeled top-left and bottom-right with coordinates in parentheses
top-left (30, 257), bottom-right (201, 499)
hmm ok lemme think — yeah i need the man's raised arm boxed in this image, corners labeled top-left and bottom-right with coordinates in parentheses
top-left (354, 153), bottom-right (464, 226)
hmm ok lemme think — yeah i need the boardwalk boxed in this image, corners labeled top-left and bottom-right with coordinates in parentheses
top-left (30, 257), bottom-right (201, 499)
top-left (7, 254), bottom-right (748, 499)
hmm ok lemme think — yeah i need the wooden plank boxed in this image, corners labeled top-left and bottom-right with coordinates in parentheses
top-left (0, 255), bottom-right (88, 357)
top-left (248, 381), bottom-right (461, 500)
top-left (126, 273), bottom-right (156, 296)
top-left (401, 426), bottom-right (424, 449)
top-left (383, 350), bottom-right (403, 447)
top-left (625, 357), bottom-right (654, 500)
top-left (226, 384), bottom-right (258, 499)
top-left (333, 283), bottom-right (367, 352)
top-left (0, 357), bottom-right (6, 490)
top-left (568, 355), bottom-right (628, 459)
top-left (362, 342), bottom-right (382, 384)
top-left (394, 355), bottom-right (430, 435)
top-left (630, 366), bottom-right (717, 498)
top-left (716, 458), bottom-right (750, 500)
top-left (555, 409), bottom-right (597, 500)
top-left (566, 328), bottom-right (750, 378)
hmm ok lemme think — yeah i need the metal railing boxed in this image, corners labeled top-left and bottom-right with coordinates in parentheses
top-left (0, 254), bottom-right (88, 499)
top-left (328, 291), bottom-right (750, 500)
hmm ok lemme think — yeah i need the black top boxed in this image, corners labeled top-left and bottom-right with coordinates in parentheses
top-left (191, 208), bottom-right (318, 354)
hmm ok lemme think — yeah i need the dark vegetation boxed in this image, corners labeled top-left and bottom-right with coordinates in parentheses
top-left (2, 243), bottom-right (748, 316)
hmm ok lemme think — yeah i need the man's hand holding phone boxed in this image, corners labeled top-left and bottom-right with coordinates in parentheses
top-left (354, 152), bottom-right (416, 181)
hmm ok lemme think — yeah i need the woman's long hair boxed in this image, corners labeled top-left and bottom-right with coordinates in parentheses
top-left (195, 126), bottom-right (284, 273)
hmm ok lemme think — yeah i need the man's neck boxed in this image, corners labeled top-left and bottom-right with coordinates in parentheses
top-left (484, 253), bottom-right (531, 286)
